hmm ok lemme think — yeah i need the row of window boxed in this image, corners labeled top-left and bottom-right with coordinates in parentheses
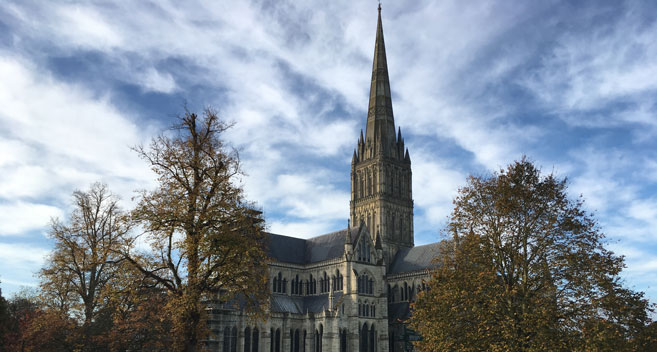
top-left (357, 274), bottom-right (374, 295)
top-left (268, 327), bottom-right (322, 352)
top-left (223, 326), bottom-right (258, 352)
top-left (353, 211), bottom-right (412, 245)
top-left (354, 166), bottom-right (410, 200)
top-left (222, 324), bottom-right (376, 352)
top-left (273, 271), bottom-right (344, 295)
top-left (356, 242), bottom-right (372, 263)
top-left (388, 281), bottom-right (427, 302)
top-left (358, 301), bottom-right (376, 317)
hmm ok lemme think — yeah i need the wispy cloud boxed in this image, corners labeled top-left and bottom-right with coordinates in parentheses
top-left (1, 0), bottom-right (656, 304)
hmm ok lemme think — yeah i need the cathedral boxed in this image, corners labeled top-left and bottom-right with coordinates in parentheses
top-left (209, 6), bottom-right (440, 352)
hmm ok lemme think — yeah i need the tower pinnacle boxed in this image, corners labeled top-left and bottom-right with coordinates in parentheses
top-left (365, 4), bottom-right (396, 156)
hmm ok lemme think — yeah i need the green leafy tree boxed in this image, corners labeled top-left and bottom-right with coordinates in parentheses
top-left (410, 158), bottom-right (654, 352)
top-left (122, 109), bottom-right (269, 351)
top-left (38, 183), bottom-right (131, 351)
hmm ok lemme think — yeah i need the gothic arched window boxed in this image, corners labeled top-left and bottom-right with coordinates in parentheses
top-left (294, 329), bottom-right (300, 352)
top-left (369, 325), bottom-right (375, 352)
top-left (274, 272), bottom-right (283, 293)
top-left (359, 177), bottom-right (364, 198)
top-left (275, 329), bottom-right (281, 352)
top-left (231, 327), bottom-right (238, 352)
top-left (358, 274), bottom-right (373, 295)
top-left (340, 329), bottom-right (347, 352)
top-left (368, 173), bottom-right (372, 196)
top-left (245, 327), bottom-right (251, 352)
top-left (253, 328), bottom-right (259, 352)
top-left (223, 327), bottom-right (231, 352)
top-left (360, 323), bottom-right (369, 352)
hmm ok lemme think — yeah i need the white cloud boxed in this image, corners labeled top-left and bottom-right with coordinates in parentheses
top-left (53, 4), bottom-right (124, 50)
top-left (271, 173), bottom-right (349, 220)
top-left (411, 151), bottom-right (466, 224)
top-left (0, 56), bottom-right (156, 206)
top-left (519, 3), bottom-right (657, 133)
top-left (0, 242), bottom-right (50, 292)
top-left (137, 67), bottom-right (177, 94)
top-left (0, 202), bottom-right (62, 235)
top-left (2, 0), bottom-right (657, 303)
top-left (0, 242), bottom-right (49, 266)
top-left (267, 220), bottom-right (338, 239)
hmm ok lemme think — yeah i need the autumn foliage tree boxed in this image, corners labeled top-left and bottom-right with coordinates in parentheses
top-left (410, 158), bottom-right (654, 352)
top-left (0, 283), bottom-right (7, 348)
top-left (38, 183), bottom-right (131, 351)
top-left (0, 289), bottom-right (76, 352)
top-left (122, 109), bottom-right (269, 351)
top-left (102, 262), bottom-right (173, 351)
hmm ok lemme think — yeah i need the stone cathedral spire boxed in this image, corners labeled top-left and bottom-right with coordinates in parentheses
top-left (350, 5), bottom-right (414, 266)
top-left (365, 4), bottom-right (396, 152)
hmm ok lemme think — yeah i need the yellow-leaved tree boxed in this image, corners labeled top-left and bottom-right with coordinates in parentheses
top-left (410, 158), bottom-right (655, 352)
top-left (122, 109), bottom-right (269, 351)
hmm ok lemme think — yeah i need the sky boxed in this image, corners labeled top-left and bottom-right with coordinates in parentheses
top-left (1, 0), bottom-right (656, 304)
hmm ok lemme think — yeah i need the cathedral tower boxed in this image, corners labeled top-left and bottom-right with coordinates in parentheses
top-left (350, 5), bottom-right (413, 265)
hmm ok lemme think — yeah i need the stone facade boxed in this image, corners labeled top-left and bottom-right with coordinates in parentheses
top-left (208, 6), bottom-right (440, 352)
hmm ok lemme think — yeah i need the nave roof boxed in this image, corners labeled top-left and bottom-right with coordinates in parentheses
top-left (266, 227), bottom-right (361, 265)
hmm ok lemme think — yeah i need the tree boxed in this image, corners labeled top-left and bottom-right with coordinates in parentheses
top-left (0, 282), bottom-right (8, 350)
top-left (0, 289), bottom-right (76, 352)
top-left (103, 262), bottom-right (173, 351)
top-left (123, 109), bottom-right (269, 351)
top-left (1, 289), bottom-right (40, 352)
top-left (39, 183), bottom-right (130, 351)
top-left (410, 158), bottom-right (654, 352)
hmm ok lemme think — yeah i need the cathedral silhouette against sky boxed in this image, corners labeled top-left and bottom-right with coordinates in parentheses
top-left (209, 6), bottom-right (440, 352)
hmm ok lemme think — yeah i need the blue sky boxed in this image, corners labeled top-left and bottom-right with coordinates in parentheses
top-left (1, 0), bottom-right (657, 305)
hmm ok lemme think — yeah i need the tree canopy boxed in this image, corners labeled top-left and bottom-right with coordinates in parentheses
top-left (39, 183), bottom-right (130, 351)
top-left (410, 158), bottom-right (655, 352)
top-left (122, 109), bottom-right (269, 351)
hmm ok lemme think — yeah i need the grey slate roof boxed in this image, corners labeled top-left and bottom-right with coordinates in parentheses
top-left (306, 230), bottom-right (349, 263)
top-left (388, 242), bottom-right (442, 274)
top-left (267, 233), bottom-right (307, 264)
top-left (270, 292), bottom-right (344, 314)
top-left (267, 227), bottom-right (361, 265)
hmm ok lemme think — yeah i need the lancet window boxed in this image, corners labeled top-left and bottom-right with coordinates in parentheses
top-left (273, 272), bottom-right (287, 293)
top-left (332, 270), bottom-right (343, 291)
top-left (357, 273), bottom-right (374, 295)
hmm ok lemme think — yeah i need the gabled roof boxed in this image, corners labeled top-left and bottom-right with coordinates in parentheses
top-left (267, 227), bottom-right (362, 265)
top-left (388, 242), bottom-right (442, 274)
